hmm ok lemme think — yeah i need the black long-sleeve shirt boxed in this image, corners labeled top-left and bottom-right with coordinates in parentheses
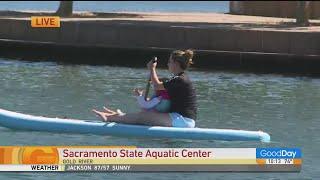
top-left (163, 72), bottom-right (197, 120)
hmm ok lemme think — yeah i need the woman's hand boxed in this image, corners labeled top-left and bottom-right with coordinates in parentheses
top-left (147, 59), bottom-right (157, 70)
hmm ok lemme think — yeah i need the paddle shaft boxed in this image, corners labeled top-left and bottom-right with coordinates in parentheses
top-left (144, 57), bottom-right (157, 100)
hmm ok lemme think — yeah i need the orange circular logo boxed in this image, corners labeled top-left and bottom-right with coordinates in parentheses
top-left (20, 147), bottom-right (59, 164)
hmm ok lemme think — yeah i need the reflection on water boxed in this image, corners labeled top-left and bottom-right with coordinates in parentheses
top-left (0, 58), bottom-right (318, 179)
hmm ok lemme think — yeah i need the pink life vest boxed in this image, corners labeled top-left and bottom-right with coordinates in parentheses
top-left (156, 90), bottom-right (170, 100)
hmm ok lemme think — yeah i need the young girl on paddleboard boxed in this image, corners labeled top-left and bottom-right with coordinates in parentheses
top-left (134, 78), bottom-right (171, 113)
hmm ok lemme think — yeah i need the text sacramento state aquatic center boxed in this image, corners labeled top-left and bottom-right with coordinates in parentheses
top-left (63, 149), bottom-right (213, 159)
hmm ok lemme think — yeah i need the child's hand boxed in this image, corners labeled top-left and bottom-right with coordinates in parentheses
top-left (147, 57), bottom-right (157, 70)
top-left (133, 88), bottom-right (144, 96)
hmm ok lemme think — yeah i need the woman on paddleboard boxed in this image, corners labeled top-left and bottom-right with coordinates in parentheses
top-left (92, 49), bottom-right (197, 128)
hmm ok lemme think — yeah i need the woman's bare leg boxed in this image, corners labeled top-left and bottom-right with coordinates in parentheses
top-left (103, 107), bottom-right (117, 113)
top-left (107, 111), bottom-right (172, 127)
top-left (94, 107), bottom-right (172, 127)
top-left (92, 109), bottom-right (117, 121)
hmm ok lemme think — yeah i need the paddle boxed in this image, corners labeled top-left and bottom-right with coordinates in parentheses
top-left (144, 57), bottom-right (157, 101)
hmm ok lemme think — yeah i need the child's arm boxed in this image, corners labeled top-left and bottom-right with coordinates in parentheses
top-left (136, 96), bottom-right (161, 109)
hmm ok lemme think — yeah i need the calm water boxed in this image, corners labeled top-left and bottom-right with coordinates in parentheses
top-left (0, 1), bottom-right (228, 13)
top-left (0, 58), bottom-right (318, 179)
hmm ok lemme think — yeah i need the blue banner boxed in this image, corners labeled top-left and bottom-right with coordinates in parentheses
top-left (256, 148), bottom-right (301, 159)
